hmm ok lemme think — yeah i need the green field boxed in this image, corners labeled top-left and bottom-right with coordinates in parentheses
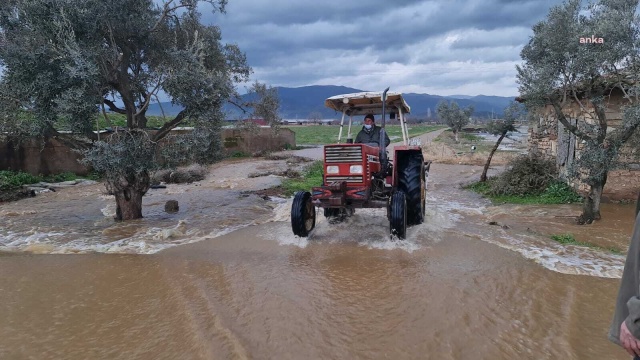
top-left (286, 125), bottom-right (445, 145)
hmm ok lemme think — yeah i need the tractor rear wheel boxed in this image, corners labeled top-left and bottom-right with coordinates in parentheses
top-left (398, 152), bottom-right (425, 225)
top-left (390, 191), bottom-right (407, 239)
top-left (291, 191), bottom-right (316, 237)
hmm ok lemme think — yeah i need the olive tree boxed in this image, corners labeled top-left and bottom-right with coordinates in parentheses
top-left (436, 100), bottom-right (474, 142)
top-left (0, 0), bottom-right (270, 220)
top-left (517, 0), bottom-right (640, 223)
top-left (480, 102), bottom-right (523, 182)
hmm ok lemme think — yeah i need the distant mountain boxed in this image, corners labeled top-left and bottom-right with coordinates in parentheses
top-left (144, 85), bottom-right (517, 119)
top-left (146, 101), bottom-right (184, 117)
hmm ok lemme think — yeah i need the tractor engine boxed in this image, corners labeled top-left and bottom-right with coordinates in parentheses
top-left (311, 144), bottom-right (387, 209)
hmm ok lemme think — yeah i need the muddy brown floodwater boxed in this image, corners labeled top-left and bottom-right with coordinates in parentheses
top-left (0, 157), bottom-right (636, 359)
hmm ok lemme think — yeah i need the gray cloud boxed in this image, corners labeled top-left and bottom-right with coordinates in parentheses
top-left (199, 0), bottom-right (565, 96)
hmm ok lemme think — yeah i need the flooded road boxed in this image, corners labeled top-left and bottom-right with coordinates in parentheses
top-left (0, 159), bottom-right (635, 359)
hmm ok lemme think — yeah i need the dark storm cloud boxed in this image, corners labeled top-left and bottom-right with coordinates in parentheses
top-left (198, 0), bottom-right (565, 95)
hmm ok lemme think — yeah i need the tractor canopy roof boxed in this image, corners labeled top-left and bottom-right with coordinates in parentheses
top-left (324, 92), bottom-right (411, 116)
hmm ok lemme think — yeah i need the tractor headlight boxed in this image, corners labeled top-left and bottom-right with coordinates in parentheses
top-left (349, 165), bottom-right (363, 174)
top-left (326, 166), bottom-right (339, 174)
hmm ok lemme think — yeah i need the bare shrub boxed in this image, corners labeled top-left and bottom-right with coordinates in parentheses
top-left (487, 153), bottom-right (557, 196)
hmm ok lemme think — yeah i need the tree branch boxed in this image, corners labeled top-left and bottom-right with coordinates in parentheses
top-left (227, 98), bottom-right (248, 114)
top-left (100, 102), bottom-right (115, 129)
top-left (152, 110), bottom-right (187, 142)
top-left (135, 77), bottom-right (163, 117)
top-left (550, 100), bottom-right (592, 141)
top-left (154, 94), bottom-right (167, 120)
top-left (103, 99), bottom-right (127, 114)
top-left (150, 1), bottom-right (188, 33)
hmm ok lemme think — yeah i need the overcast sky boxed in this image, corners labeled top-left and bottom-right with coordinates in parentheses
top-left (203, 0), bottom-right (565, 97)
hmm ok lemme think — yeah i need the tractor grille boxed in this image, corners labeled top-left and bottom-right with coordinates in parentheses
top-left (325, 146), bottom-right (363, 163)
top-left (325, 175), bottom-right (364, 183)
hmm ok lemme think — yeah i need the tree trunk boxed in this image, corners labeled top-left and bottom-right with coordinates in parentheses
top-left (578, 173), bottom-right (607, 225)
top-left (114, 188), bottom-right (144, 220)
top-left (107, 171), bottom-right (151, 221)
top-left (480, 132), bottom-right (506, 182)
top-left (454, 130), bottom-right (459, 142)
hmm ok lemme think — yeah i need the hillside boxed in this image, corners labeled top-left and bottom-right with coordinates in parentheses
top-left (144, 85), bottom-right (516, 120)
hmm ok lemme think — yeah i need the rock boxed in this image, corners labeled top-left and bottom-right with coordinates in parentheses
top-left (76, 179), bottom-right (98, 185)
top-left (0, 188), bottom-right (36, 202)
top-left (27, 187), bottom-right (52, 194)
top-left (165, 200), bottom-right (179, 213)
top-left (57, 180), bottom-right (78, 186)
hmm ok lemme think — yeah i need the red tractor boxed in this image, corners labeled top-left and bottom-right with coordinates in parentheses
top-left (291, 88), bottom-right (430, 239)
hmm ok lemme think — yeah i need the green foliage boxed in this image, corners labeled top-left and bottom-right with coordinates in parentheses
top-left (540, 181), bottom-right (583, 203)
top-left (460, 133), bottom-right (482, 142)
top-left (281, 161), bottom-right (324, 196)
top-left (436, 100), bottom-right (474, 137)
top-left (550, 233), bottom-right (621, 254)
top-left (486, 102), bottom-right (523, 136)
top-left (0, 170), bottom-right (95, 191)
top-left (231, 151), bottom-right (250, 158)
top-left (517, 0), bottom-right (640, 219)
top-left (0, 171), bottom-right (41, 191)
top-left (0, 0), bottom-right (262, 204)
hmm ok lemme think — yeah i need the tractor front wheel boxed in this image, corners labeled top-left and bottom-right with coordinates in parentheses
top-left (291, 191), bottom-right (316, 237)
top-left (398, 152), bottom-right (425, 225)
top-left (390, 191), bottom-right (407, 239)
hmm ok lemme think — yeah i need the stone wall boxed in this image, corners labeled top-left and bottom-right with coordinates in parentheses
top-left (0, 127), bottom-right (296, 175)
top-left (222, 127), bottom-right (295, 155)
top-left (527, 90), bottom-right (640, 200)
top-left (0, 137), bottom-right (89, 175)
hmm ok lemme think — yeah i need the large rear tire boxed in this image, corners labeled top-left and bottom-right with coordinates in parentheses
top-left (398, 152), bottom-right (425, 225)
top-left (390, 191), bottom-right (407, 239)
top-left (291, 191), bottom-right (316, 237)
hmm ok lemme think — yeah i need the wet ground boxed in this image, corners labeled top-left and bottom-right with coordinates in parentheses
top-left (0, 144), bottom-right (636, 358)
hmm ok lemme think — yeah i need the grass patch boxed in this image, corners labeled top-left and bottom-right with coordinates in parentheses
top-left (96, 113), bottom-right (189, 129)
top-left (460, 133), bottom-right (483, 142)
top-left (0, 170), bottom-right (99, 191)
top-left (280, 160), bottom-right (324, 196)
top-left (286, 125), bottom-right (445, 145)
top-left (230, 151), bottom-right (250, 158)
top-left (550, 233), bottom-right (622, 254)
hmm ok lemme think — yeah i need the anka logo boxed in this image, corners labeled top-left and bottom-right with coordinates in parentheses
top-left (580, 35), bottom-right (604, 44)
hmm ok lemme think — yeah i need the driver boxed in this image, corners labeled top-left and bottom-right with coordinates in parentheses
top-left (354, 113), bottom-right (390, 147)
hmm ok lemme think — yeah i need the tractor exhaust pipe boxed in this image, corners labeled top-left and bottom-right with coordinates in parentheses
top-left (379, 87), bottom-right (390, 174)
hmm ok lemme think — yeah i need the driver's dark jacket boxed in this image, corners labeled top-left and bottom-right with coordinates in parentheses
top-left (355, 125), bottom-right (390, 147)
top-left (610, 212), bottom-right (640, 346)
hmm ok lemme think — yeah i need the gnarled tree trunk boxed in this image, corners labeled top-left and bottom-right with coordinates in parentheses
top-left (480, 132), bottom-right (506, 182)
top-left (578, 173), bottom-right (607, 224)
top-left (107, 171), bottom-right (151, 221)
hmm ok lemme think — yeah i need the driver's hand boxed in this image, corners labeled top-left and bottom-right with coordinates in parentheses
top-left (620, 321), bottom-right (640, 357)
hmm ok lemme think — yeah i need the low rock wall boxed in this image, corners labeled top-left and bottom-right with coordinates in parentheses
top-left (0, 127), bottom-right (296, 175)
